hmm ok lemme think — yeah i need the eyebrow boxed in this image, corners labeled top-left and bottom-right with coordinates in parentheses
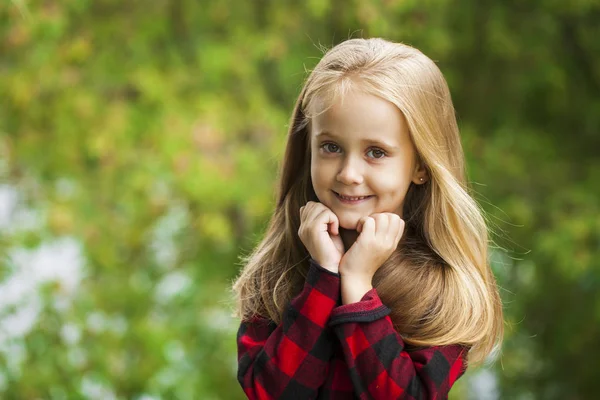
top-left (315, 131), bottom-right (400, 150)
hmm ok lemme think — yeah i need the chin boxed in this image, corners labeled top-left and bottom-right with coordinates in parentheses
top-left (337, 214), bottom-right (361, 230)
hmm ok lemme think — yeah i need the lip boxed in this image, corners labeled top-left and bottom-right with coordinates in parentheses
top-left (333, 191), bottom-right (374, 205)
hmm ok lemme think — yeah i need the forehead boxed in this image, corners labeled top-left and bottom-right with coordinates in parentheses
top-left (307, 88), bottom-right (409, 144)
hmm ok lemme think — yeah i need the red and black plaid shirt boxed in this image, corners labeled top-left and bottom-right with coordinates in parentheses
top-left (237, 259), bottom-right (468, 399)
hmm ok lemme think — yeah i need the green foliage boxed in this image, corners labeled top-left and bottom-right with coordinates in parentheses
top-left (1, 0), bottom-right (598, 398)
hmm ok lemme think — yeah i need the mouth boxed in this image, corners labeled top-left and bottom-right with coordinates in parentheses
top-left (333, 191), bottom-right (374, 205)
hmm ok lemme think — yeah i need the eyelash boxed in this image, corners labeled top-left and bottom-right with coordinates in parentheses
top-left (320, 142), bottom-right (387, 159)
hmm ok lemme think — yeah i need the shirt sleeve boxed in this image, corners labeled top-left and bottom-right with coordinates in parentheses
top-left (236, 259), bottom-right (341, 400)
top-left (328, 288), bottom-right (469, 400)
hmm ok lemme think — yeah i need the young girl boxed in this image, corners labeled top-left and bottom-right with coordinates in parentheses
top-left (232, 38), bottom-right (504, 399)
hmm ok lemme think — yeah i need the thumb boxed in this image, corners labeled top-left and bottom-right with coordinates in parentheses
top-left (356, 217), bottom-right (367, 233)
top-left (328, 212), bottom-right (339, 235)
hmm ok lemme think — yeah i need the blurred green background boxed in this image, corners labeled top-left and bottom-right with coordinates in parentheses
top-left (1, 0), bottom-right (599, 399)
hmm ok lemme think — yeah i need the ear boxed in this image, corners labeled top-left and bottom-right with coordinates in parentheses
top-left (411, 159), bottom-right (429, 185)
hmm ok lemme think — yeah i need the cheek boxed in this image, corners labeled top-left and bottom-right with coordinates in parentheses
top-left (310, 158), bottom-right (327, 196)
top-left (310, 158), bottom-right (320, 186)
top-left (372, 172), bottom-right (412, 200)
top-left (311, 158), bottom-right (330, 184)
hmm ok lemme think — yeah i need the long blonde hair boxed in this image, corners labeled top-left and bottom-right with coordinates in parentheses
top-left (232, 38), bottom-right (503, 367)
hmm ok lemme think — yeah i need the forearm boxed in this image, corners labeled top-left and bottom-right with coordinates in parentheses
top-left (328, 288), bottom-right (468, 399)
top-left (237, 260), bottom-right (341, 399)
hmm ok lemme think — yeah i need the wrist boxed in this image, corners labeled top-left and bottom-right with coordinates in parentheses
top-left (322, 266), bottom-right (339, 274)
top-left (341, 276), bottom-right (373, 304)
top-left (340, 271), bottom-right (373, 284)
top-left (312, 258), bottom-right (339, 274)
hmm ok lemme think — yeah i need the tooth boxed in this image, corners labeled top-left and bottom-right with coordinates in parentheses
top-left (341, 195), bottom-right (365, 200)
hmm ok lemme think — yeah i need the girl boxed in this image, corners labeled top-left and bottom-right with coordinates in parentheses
top-left (232, 38), bottom-right (504, 399)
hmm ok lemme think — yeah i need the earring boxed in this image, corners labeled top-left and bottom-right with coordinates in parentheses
top-left (419, 178), bottom-right (424, 182)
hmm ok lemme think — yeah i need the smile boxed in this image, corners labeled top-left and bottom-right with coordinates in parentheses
top-left (333, 191), bottom-right (374, 204)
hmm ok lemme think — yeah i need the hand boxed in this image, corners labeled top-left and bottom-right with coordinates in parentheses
top-left (298, 201), bottom-right (345, 273)
top-left (339, 213), bottom-right (405, 281)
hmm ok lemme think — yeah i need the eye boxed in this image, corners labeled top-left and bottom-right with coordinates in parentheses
top-left (321, 143), bottom-right (341, 153)
top-left (367, 148), bottom-right (386, 159)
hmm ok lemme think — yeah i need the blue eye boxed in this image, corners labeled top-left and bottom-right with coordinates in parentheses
top-left (367, 148), bottom-right (386, 159)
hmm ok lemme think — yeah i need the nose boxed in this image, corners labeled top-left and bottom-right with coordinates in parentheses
top-left (336, 155), bottom-right (364, 185)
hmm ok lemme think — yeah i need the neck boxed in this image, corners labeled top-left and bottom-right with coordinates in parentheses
top-left (339, 228), bottom-right (359, 250)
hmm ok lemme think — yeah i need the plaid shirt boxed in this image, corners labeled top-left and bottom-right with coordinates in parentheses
top-left (237, 259), bottom-right (468, 399)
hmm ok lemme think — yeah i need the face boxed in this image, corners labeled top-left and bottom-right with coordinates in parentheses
top-left (309, 88), bottom-right (427, 230)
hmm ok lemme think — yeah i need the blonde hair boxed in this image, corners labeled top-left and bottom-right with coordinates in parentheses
top-left (232, 38), bottom-right (503, 367)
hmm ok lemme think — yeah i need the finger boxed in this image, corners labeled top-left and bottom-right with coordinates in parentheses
top-left (357, 216), bottom-right (368, 233)
top-left (304, 201), bottom-right (327, 219)
top-left (324, 208), bottom-right (339, 235)
top-left (324, 211), bottom-right (340, 236)
top-left (301, 202), bottom-right (314, 217)
top-left (302, 202), bottom-right (320, 222)
top-left (329, 216), bottom-right (339, 235)
top-left (390, 215), bottom-right (403, 243)
top-left (362, 216), bottom-right (375, 237)
top-left (373, 213), bottom-right (389, 237)
top-left (394, 218), bottom-right (405, 245)
top-left (313, 209), bottom-right (337, 231)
